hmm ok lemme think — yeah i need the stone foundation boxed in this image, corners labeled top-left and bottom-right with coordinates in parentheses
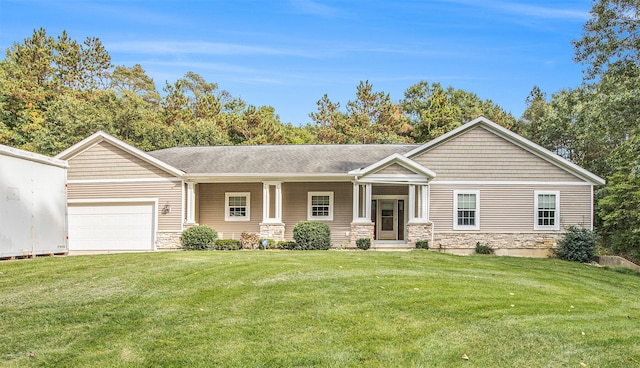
top-left (350, 222), bottom-right (375, 246)
top-left (156, 231), bottom-right (182, 250)
top-left (432, 232), bottom-right (563, 257)
top-left (260, 223), bottom-right (285, 241)
top-left (407, 222), bottom-right (433, 246)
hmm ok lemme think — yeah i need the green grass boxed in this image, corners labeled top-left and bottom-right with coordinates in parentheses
top-left (1, 251), bottom-right (639, 367)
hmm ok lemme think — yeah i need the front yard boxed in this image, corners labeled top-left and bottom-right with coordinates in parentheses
top-left (1, 251), bottom-right (638, 367)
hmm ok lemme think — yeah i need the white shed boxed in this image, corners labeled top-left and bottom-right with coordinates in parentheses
top-left (0, 144), bottom-right (68, 258)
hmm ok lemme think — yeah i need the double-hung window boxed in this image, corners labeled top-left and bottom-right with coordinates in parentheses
top-left (308, 192), bottom-right (334, 221)
top-left (535, 191), bottom-right (559, 230)
top-left (453, 190), bottom-right (480, 230)
top-left (225, 192), bottom-right (250, 221)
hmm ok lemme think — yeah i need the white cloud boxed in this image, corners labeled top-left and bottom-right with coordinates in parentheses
top-left (290, 0), bottom-right (339, 17)
top-left (438, 0), bottom-right (589, 20)
top-left (107, 41), bottom-right (313, 58)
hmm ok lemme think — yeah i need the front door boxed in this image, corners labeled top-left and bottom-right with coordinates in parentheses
top-left (378, 200), bottom-right (397, 240)
top-left (374, 198), bottom-right (406, 241)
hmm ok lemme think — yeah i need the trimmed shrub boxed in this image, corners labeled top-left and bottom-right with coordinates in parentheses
top-left (356, 238), bottom-right (371, 250)
top-left (475, 242), bottom-right (494, 255)
top-left (292, 221), bottom-right (331, 250)
top-left (415, 240), bottom-right (429, 249)
top-left (553, 226), bottom-right (598, 263)
top-left (181, 225), bottom-right (217, 250)
top-left (214, 239), bottom-right (241, 250)
top-left (276, 241), bottom-right (297, 250)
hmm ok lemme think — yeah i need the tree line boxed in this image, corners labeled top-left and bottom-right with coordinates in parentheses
top-left (1, 0), bottom-right (638, 262)
top-left (0, 28), bottom-right (517, 154)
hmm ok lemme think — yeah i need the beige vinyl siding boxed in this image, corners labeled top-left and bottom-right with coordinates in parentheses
top-left (67, 181), bottom-right (183, 231)
top-left (282, 182), bottom-right (352, 246)
top-left (68, 141), bottom-right (173, 180)
top-left (373, 185), bottom-right (408, 196)
top-left (375, 163), bottom-right (416, 175)
top-left (198, 183), bottom-right (262, 239)
top-left (430, 184), bottom-right (592, 232)
top-left (413, 126), bottom-right (583, 182)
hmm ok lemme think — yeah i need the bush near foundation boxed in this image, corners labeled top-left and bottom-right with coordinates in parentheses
top-left (293, 221), bottom-right (332, 250)
top-left (475, 242), bottom-right (494, 255)
top-left (214, 239), bottom-right (241, 250)
top-left (181, 225), bottom-right (218, 250)
top-left (415, 240), bottom-right (429, 249)
top-left (553, 226), bottom-right (598, 263)
top-left (356, 238), bottom-right (371, 250)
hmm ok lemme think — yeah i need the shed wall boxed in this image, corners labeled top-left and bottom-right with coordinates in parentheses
top-left (0, 152), bottom-right (67, 257)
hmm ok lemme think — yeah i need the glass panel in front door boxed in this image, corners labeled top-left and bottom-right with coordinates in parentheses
top-left (381, 201), bottom-right (394, 230)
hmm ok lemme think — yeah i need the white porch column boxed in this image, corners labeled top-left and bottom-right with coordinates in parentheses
top-left (364, 183), bottom-right (372, 219)
top-left (352, 182), bottom-right (360, 222)
top-left (408, 184), bottom-right (416, 222)
top-left (421, 185), bottom-right (429, 221)
top-left (352, 183), bottom-right (372, 222)
top-left (262, 182), bottom-right (282, 223)
top-left (186, 182), bottom-right (196, 224)
top-left (409, 185), bottom-right (429, 222)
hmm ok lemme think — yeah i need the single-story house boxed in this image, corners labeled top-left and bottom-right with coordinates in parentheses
top-left (55, 117), bottom-right (605, 256)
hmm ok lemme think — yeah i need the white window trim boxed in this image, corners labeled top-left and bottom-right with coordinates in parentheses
top-left (453, 190), bottom-right (480, 230)
top-left (307, 191), bottom-right (334, 221)
top-left (225, 192), bottom-right (251, 222)
top-left (534, 190), bottom-right (560, 231)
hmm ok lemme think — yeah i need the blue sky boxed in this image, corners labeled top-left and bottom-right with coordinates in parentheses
top-left (0, 0), bottom-right (592, 125)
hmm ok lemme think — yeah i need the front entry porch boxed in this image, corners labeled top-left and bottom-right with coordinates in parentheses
top-left (350, 183), bottom-right (432, 248)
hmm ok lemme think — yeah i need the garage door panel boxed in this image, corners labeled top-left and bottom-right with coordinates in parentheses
top-left (68, 203), bottom-right (155, 251)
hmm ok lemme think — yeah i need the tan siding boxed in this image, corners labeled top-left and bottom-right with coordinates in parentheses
top-left (67, 181), bottom-right (183, 231)
top-left (68, 141), bottom-right (173, 180)
top-left (413, 127), bottom-right (583, 182)
top-left (375, 163), bottom-right (416, 175)
top-left (430, 184), bottom-right (592, 232)
top-left (282, 182), bottom-right (353, 246)
top-left (373, 186), bottom-right (408, 196)
top-left (198, 183), bottom-right (263, 239)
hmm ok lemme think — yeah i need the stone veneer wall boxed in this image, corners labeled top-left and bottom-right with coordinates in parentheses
top-left (349, 222), bottom-right (374, 246)
top-left (260, 223), bottom-right (285, 241)
top-left (156, 231), bottom-right (182, 249)
top-left (432, 232), bottom-right (564, 257)
top-left (407, 222), bottom-right (433, 245)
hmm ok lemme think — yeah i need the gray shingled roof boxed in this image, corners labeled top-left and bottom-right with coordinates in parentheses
top-left (148, 144), bottom-right (419, 174)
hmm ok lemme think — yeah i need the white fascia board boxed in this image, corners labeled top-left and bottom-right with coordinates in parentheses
top-left (404, 116), bottom-right (606, 186)
top-left (349, 153), bottom-right (436, 179)
top-left (183, 173), bottom-right (356, 183)
top-left (55, 131), bottom-right (185, 178)
top-left (0, 144), bottom-right (69, 168)
top-left (356, 175), bottom-right (430, 185)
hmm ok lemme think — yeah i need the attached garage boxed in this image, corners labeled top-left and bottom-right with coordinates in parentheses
top-left (68, 201), bottom-right (157, 252)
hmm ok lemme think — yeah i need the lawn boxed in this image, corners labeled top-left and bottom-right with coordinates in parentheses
top-left (0, 251), bottom-right (639, 367)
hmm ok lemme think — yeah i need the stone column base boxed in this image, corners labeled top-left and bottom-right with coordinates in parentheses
top-left (407, 222), bottom-right (433, 246)
top-left (350, 222), bottom-right (374, 247)
top-left (260, 223), bottom-right (285, 241)
top-left (157, 231), bottom-right (182, 249)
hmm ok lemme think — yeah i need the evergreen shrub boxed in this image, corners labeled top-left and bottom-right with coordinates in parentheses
top-left (181, 225), bottom-right (218, 250)
top-left (292, 221), bottom-right (332, 250)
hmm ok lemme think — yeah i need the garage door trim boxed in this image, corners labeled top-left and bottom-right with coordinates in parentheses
top-left (68, 198), bottom-right (158, 251)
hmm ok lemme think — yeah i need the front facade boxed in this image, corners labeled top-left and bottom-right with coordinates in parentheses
top-left (56, 117), bottom-right (604, 256)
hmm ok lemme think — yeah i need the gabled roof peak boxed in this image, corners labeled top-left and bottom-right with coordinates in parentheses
top-left (55, 130), bottom-right (184, 178)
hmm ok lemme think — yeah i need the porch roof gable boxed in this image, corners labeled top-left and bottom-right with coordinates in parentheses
top-left (349, 153), bottom-right (436, 180)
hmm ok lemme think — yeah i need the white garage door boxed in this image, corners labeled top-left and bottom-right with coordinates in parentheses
top-left (68, 203), bottom-right (155, 251)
